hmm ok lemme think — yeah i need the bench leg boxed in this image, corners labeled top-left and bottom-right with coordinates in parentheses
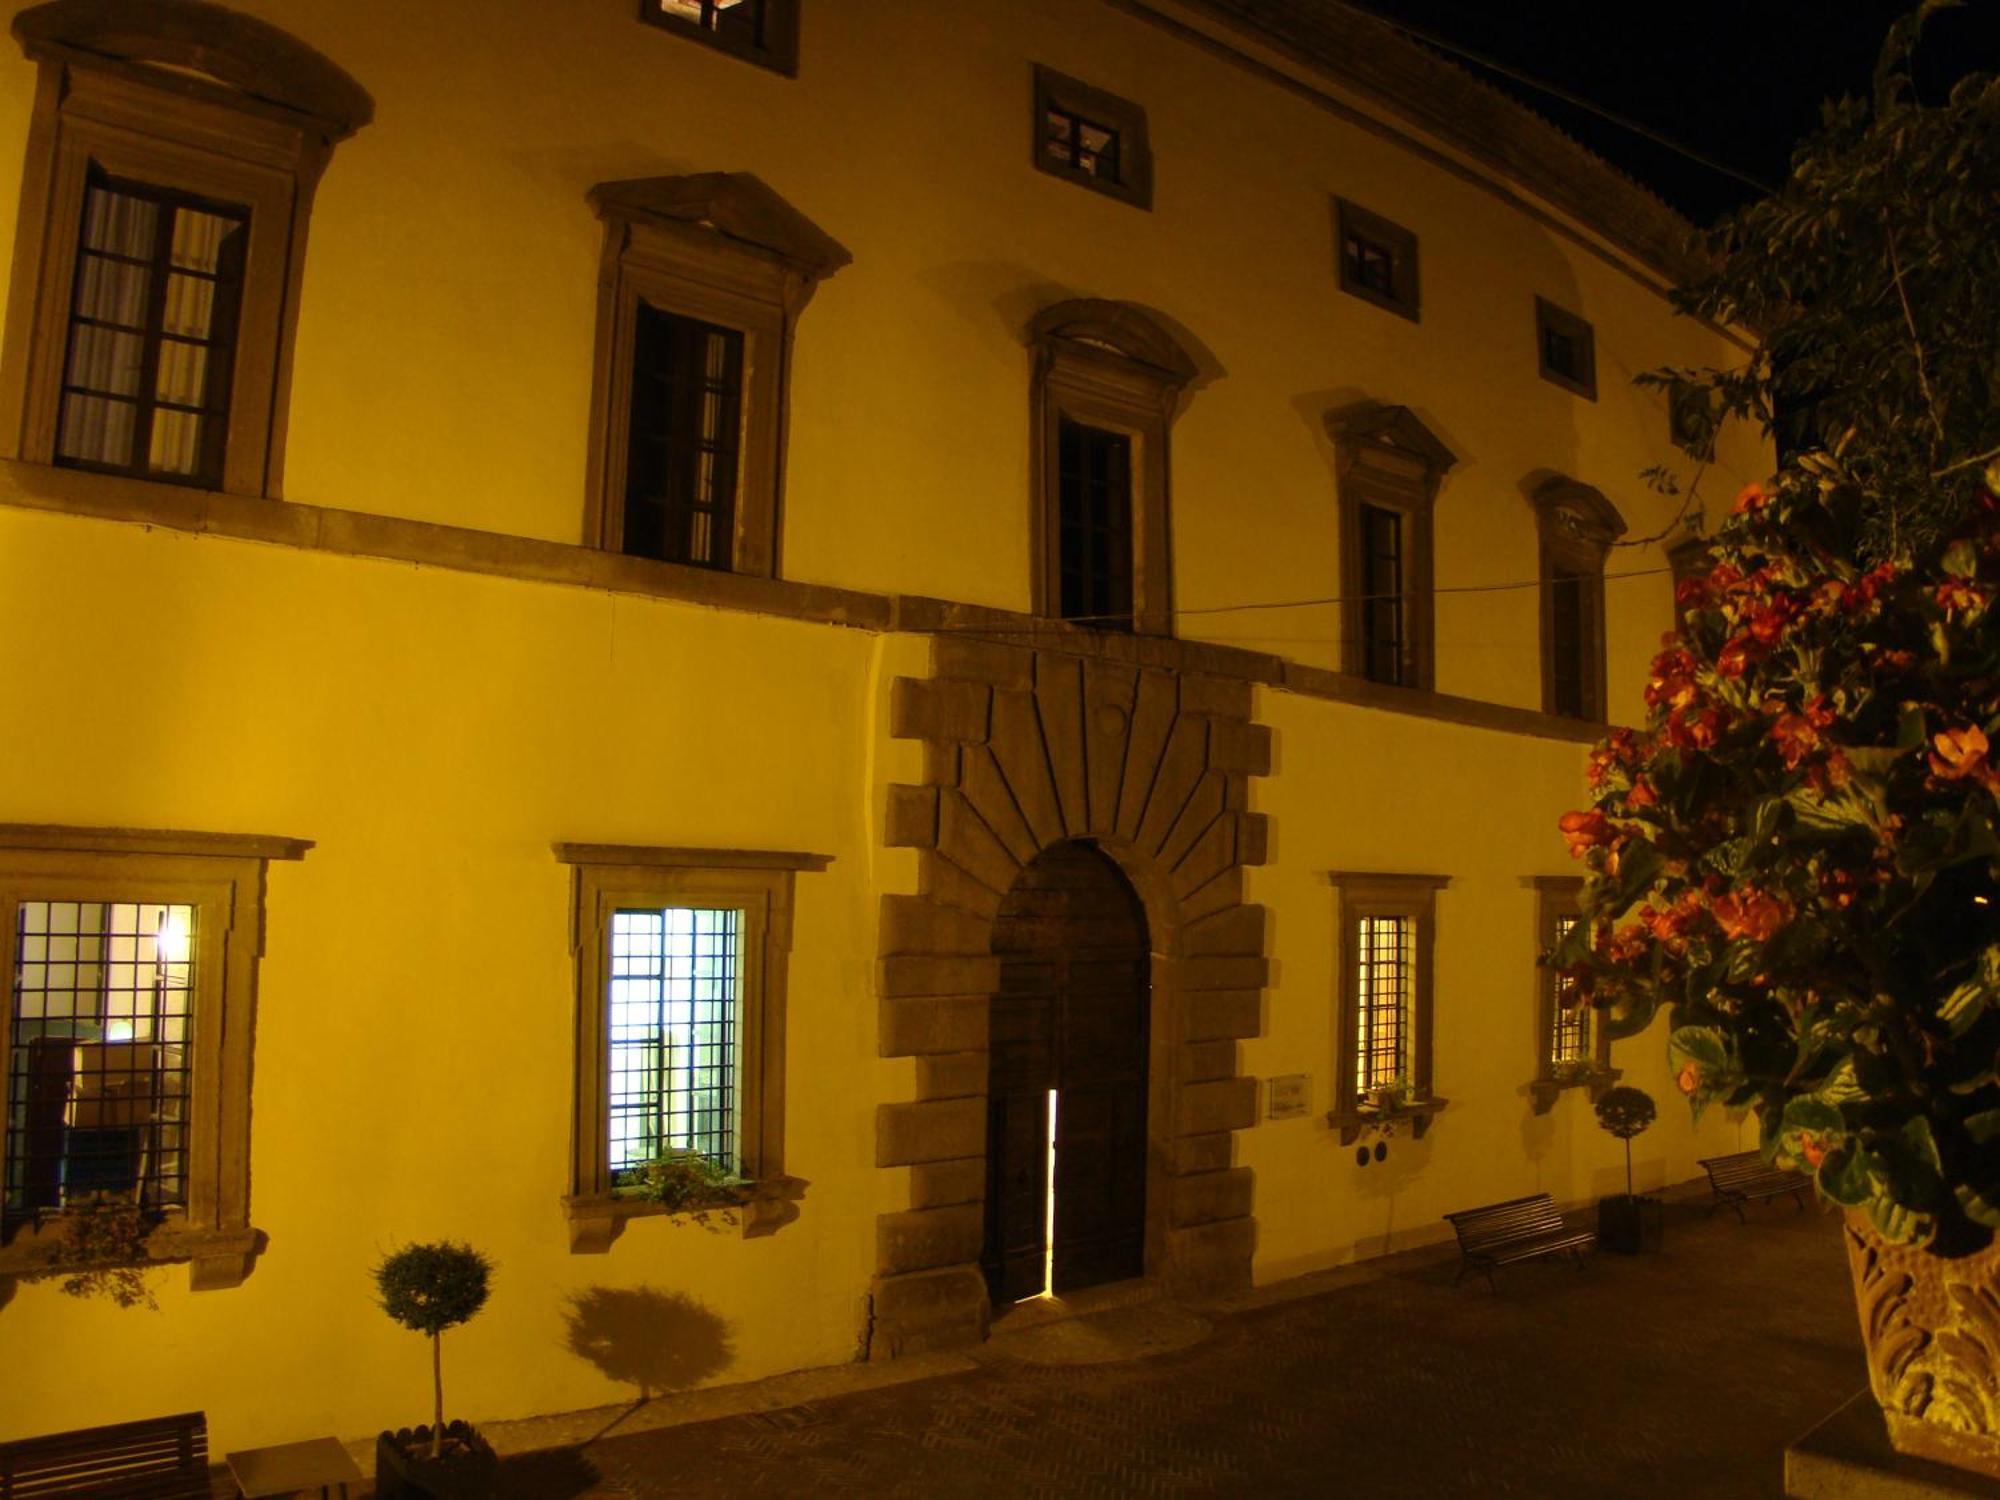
top-left (1729, 1198), bottom-right (1747, 1225)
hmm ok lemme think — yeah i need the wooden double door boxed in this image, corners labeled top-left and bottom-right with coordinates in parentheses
top-left (983, 841), bottom-right (1150, 1305)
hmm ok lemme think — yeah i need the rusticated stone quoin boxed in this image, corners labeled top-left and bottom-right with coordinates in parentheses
top-left (869, 637), bottom-right (1273, 1359)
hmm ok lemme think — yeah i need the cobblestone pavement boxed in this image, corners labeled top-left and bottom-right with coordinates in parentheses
top-left (497, 1201), bottom-right (1863, 1499)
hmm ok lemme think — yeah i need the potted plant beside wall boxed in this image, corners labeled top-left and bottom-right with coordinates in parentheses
top-left (1592, 1086), bottom-right (1658, 1254)
top-left (374, 1241), bottom-right (498, 1499)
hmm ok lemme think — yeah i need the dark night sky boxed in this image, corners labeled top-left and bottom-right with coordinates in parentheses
top-left (1341, 0), bottom-right (2000, 225)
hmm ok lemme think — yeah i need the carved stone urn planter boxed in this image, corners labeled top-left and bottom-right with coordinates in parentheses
top-left (1845, 1211), bottom-right (2000, 1479)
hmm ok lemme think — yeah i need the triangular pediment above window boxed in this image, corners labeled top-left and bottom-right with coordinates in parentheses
top-left (1324, 403), bottom-right (1458, 480)
top-left (590, 173), bottom-right (852, 283)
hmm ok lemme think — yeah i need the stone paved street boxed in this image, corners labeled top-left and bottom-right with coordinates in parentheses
top-left (493, 1199), bottom-right (1863, 1499)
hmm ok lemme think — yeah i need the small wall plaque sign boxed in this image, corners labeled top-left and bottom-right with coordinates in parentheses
top-left (1267, 1074), bottom-right (1309, 1120)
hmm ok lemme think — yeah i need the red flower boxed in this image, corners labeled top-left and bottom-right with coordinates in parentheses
top-left (1626, 777), bottom-right (1660, 810)
top-left (1769, 713), bottom-right (1819, 769)
top-left (1606, 923), bottom-right (1649, 963)
top-left (1664, 705), bottom-right (1727, 750)
top-left (1746, 595), bottom-right (1799, 645)
top-left (1818, 867), bottom-right (1861, 910)
top-left (1646, 647), bottom-right (1700, 710)
top-left (1798, 1131), bottom-right (1829, 1170)
top-left (1732, 482), bottom-right (1772, 516)
top-left (1804, 695), bottom-right (1837, 731)
top-left (1675, 1061), bottom-right (1701, 1096)
top-left (1712, 887), bottom-right (1791, 943)
top-left (1559, 809), bottom-right (1615, 857)
top-left (1937, 577), bottom-right (1990, 620)
top-left (1930, 725), bottom-right (1993, 783)
top-left (1716, 635), bottom-right (1763, 679)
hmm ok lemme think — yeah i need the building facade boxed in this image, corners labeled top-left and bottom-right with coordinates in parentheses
top-left (0, 0), bottom-right (1766, 1454)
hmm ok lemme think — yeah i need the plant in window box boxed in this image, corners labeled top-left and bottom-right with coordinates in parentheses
top-left (374, 1241), bottom-right (498, 1500)
top-left (619, 1151), bottom-right (745, 1225)
top-left (24, 1199), bottom-right (161, 1309)
top-left (1591, 1087), bottom-right (1658, 1254)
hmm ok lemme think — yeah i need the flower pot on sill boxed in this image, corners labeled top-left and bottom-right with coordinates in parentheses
top-left (1845, 1211), bottom-right (2000, 1480)
top-left (1596, 1194), bottom-right (1658, 1255)
top-left (375, 1422), bottom-right (498, 1500)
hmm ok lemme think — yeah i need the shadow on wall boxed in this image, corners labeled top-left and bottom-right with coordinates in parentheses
top-left (563, 1285), bottom-right (736, 1400)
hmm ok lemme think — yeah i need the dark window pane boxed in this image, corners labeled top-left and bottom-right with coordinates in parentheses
top-left (1358, 503), bottom-right (1405, 685)
top-left (623, 304), bottom-right (744, 570)
top-left (1345, 235), bottom-right (1395, 296)
top-left (56, 172), bottom-right (246, 487)
top-left (1543, 327), bottom-right (1577, 380)
top-left (1057, 419), bottom-right (1134, 630)
top-left (1550, 568), bottom-right (1589, 717)
top-left (1045, 106), bottom-right (1121, 182)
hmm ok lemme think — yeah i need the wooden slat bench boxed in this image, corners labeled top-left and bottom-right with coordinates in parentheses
top-left (1444, 1193), bottom-right (1595, 1290)
top-left (0, 1411), bottom-right (209, 1498)
top-left (1698, 1150), bottom-right (1810, 1222)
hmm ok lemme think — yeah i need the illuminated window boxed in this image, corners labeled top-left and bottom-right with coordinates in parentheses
top-left (638, 0), bottom-right (800, 75)
top-left (1531, 877), bottom-right (1616, 1112)
top-left (1535, 296), bottom-right (1597, 400)
top-left (1335, 198), bottom-right (1419, 322)
top-left (1330, 872), bottom-right (1446, 1140)
top-left (1529, 475), bottom-right (1626, 722)
top-left (4, 1), bottom-right (371, 497)
top-left (1032, 67), bottom-right (1152, 210)
top-left (0, 826), bottom-right (310, 1290)
top-left (583, 174), bottom-right (849, 576)
top-left (558, 843), bottom-right (827, 1249)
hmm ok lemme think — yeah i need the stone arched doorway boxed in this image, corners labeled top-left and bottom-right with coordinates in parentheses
top-left (985, 840), bottom-right (1150, 1304)
top-left (868, 637), bottom-right (1273, 1359)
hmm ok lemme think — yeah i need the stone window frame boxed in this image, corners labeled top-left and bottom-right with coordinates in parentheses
top-left (1529, 475), bottom-right (1627, 723)
top-left (582, 173), bottom-right (850, 579)
top-left (636, 0), bottom-right (801, 77)
top-left (0, 824), bottom-right (311, 1292)
top-left (1027, 299), bottom-right (1198, 639)
top-left (555, 843), bottom-right (829, 1251)
top-left (0, 0), bottom-right (371, 499)
top-left (1667, 531), bottom-right (1708, 627)
top-left (1031, 66), bottom-right (1153, 211)
top-left (1328, 871), bottom-right (1449, 1145)
top-left (1534, 296), bottom-right (1597, 401)
top-left (1528, 875), bottom-right (1617, 1115)
top-left (1334, 197), bottom-right (1419, 323)
top-left (1326, 403), bottom-right (1456, 691)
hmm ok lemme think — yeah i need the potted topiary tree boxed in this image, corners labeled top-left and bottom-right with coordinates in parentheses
top-left (1592, 1086), bottom-right (1657, 1254)
top-left (374, 1241), bottom-right (498, 1499)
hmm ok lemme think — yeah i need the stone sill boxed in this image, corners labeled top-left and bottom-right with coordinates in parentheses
top-left (0, 461), bottom-right (1606, 747)
top-left (1529, 1065), bottom-right (1623, 1115)
top-left (563, 1175), bottom-right (807, 1252)
top-left (0, 1213), bottom-right (260, 1291)
top-left (1329, 1096), bottom-right (1449, 1145)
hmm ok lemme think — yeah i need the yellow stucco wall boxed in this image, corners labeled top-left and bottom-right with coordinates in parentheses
top-left (0, 0), bottom-right (1774, 1458)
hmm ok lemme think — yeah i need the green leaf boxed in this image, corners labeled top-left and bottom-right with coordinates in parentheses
top-left (1956, 1182), bottom-right (2000, 1229)
top-left (1962, 1108), bottom-right (2000, 1145)
top-left (1943, 539), bottom-right (1978, 579)
top-left (1782, 1097), bottom-right (1845, 1136)
top-left (1897, 702), bottom-right (1928, 751)
top-left (1819, 1146), bottom-right (1874, 1206)
top-left (1938, 975), bottom-right (1994, 1037)
top-left (1865, 1192), bottom-right (1927, 1244)
top-left (1671, 1027), bottom-right (1729, 1073)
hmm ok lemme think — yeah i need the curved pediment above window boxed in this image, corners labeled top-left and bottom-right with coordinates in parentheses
top-left (13, 0), bottom-right (373, 139)
top-left (1529, 475), bottom-right (1628, 552)
top-left (590, 173), bottom-right (853, 285)
top-left (1027, 298), bottom-right (1200, 389)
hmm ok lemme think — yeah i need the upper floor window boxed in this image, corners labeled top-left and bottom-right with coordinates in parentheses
top-left (557, 843), bottom-right (828, 1251)
top-left (0, 824), bottom-right (310, 1291)
top-left (583, 174), bottom-right (849, 577)
top-left (1535, 297), bottom-right (1597, 400)
top-left (1335, 198), bottom-right (1419, 322)
top-left (638, 0), bottom-right (800, 75)
top-left (1330, 872), bottom-right (1448, 1144)
top-left (1327, 404), bottom-right (1457, 691)
top-left (1027, 300), bottom-right (1199, 636)
top-left (1530, 476), bottom-right (1627, 722)
top-left (2, 0), bottom-right (371, 498)
top-left (1032, 67), bottom-right (1152, 210)
top-left (1669, 378), bottom-right (1716, 459)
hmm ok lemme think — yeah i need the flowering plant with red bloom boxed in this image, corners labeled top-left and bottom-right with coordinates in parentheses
top-left (1554, 454), bottom-right (2000, 1253)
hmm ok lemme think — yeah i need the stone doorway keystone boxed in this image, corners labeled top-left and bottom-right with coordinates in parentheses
top-left (869, 636), bottom-right (1272, 1359)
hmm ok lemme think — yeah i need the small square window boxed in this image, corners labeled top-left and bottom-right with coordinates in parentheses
top-left (1669, 379), bottom-right (1715, 459)
top-left (1535, 297), bottom-right (1596, 400)
top-left (638, 0), bottom-right (799, 76)
top-left (1032, 67), bottom-right (1151, 210)
top-left (1334, 199), bottom-right (1419, 322)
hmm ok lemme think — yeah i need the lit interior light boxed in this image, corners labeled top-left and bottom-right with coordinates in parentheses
top-left (1042, 1088), bottom-right (1059, 1300)
top-left (1976, 895), bottom-right (1991, 906)
top-left (155, 908), bottom-right (190, 967)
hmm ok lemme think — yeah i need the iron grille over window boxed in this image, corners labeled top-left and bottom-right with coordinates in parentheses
top-left (607, 906), bottom-right (741, 1178)
top-left (56, 174), bottom-right (247, 488)
top-left (1358, 501), bottom-right (1406, 684)
top-left (1057, 418), bottom-right (1134, 629)
top-left (6, 901), bottom-right (195, 1220)
top-left (1355, 914), bottom-right (1413, 1094)
top-left (624, 305), bottom-right (744, 569)
top-left (1549, 913), bottom-right (1590, 1065)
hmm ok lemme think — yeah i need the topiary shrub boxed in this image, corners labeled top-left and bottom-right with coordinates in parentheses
top-left (1594, 1085), bottom-right (1658, 1199)
top-left (374, 1241), bottom-right (492, 1459)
